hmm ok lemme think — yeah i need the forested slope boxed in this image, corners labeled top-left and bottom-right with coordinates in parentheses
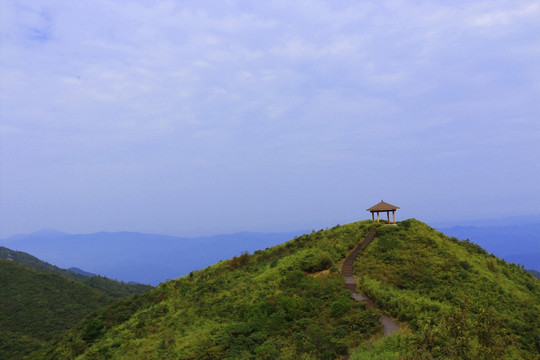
top-left (0, 260), bottom-right (112, 360)
top-left (0, 246), bottom-right (152, 297)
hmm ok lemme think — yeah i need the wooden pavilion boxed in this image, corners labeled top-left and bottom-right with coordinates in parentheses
top-left (367, 201), bottom-right (400, 224)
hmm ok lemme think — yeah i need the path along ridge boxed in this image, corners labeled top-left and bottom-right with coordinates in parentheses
top-left (341, 229), bottom-right (398, 360)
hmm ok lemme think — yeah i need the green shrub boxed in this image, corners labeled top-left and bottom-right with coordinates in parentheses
top-left (330, 296), bottom-right (351, 318)
top-left (297, 248), bottom-right (334, 273)
top-left (81, 319), bottom-right (105, 343)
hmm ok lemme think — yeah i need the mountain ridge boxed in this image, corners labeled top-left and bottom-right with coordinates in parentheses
top-left (31, 219), bottom-right (540, 360)
top-left (0, 230), bottom-right (305, 285)
top-left (0, 247), bottom-right (154, 360)
top-left (0, 259), bottom-right (113, 360)
top-left (0, 246), bottom-right (152, 297)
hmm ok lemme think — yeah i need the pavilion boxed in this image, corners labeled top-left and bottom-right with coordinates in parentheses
top-left (367, 201), bottom-right (400, 224)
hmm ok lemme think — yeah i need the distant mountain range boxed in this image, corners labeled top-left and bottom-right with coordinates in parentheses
top-left (68, 267), bottom-right (95, 277)
top-left (2, 216), bottom-right (538, 286)
top-left (0, 230), bottom-right (304, 285)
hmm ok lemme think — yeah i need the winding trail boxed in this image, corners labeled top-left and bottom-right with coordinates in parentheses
top-left (341, 230), bottom-right (398, 359)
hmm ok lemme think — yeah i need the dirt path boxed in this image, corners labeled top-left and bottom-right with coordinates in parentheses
top-left (341, 230), bottom-right (398, 359)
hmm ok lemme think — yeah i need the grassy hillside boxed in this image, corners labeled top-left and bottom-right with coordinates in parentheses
top-left (0, 259), bottom-right (113, 360)
top-left (0, 246), bottom-right (152, 297)
top-left (31, 220), bottom-right (540, 359)
top-left (0, 230), bottom-right (303, 285)
top-left (33, 221), bottom-right (382, 360)
top-left (351, 219), bottom-right (540, 359)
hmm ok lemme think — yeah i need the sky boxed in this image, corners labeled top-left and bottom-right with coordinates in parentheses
top-left (1, 0), bottom-right (540, 238)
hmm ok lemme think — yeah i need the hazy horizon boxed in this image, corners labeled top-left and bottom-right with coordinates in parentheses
top-left (2, 1), bottom-right (539, 238)
top-left (2, 213), bottom-right (540, 240)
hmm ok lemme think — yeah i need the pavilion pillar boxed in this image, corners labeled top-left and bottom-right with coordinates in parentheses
top-left (387, 211), bottom-right (390, 223)
top-left (376, 212), bottom-right (380, 223)
top-left (372, 212), bottom-right (374, 221)
top-left (392, 210), bottom-right (396, 224)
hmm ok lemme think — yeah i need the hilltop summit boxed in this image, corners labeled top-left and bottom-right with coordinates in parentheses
top-left (32, 219), bottom-right (539, 359)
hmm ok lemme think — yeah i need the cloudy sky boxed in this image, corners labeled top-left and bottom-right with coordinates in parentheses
top-left (1, 0), bottom-right (539, 237)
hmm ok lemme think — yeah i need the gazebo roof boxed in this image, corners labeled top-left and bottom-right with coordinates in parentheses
top-left (366, 201), bottom-right (400, 212)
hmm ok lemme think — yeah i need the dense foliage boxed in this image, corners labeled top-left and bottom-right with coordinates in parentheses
top-left (79, 275), bottom-right (152, 298)
top-left (0, 246), bottom-right (152, 298)
top-left (0, 260), bottom-right (112, 360)
top-left (351, 219), bottom-right (540, 360)
top-left (33, 221), bottom-right (383, 360)
top-left (0, 246), bottom-right (88, 280)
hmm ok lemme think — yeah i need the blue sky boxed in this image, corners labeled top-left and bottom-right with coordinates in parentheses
top-left (1, 0), bottom-right (539, 237)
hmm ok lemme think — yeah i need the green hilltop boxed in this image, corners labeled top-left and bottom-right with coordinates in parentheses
top-left (30, 219), bottom-right (539, 359)
top-left (351, 219), bottom-right (540, 359)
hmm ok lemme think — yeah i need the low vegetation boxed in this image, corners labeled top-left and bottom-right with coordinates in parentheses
top-left (351, 219), bottom-right (540, 359)
top-left (10, 219), bottom-right (539, 359)
top-left (33, 222), bottom-right (383, 359)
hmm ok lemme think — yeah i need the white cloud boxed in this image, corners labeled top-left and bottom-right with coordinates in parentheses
top-left (1, 0), bottom-right (540, 236)
top-left (468, 1), bottom-right (540, 27)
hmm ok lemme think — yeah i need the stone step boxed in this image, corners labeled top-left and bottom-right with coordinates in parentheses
top-left (340, 228), bottom-right (398, 360)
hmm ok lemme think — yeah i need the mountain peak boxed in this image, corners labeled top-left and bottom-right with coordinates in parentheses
top-left (30, 219), bottom-right (540, 360)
